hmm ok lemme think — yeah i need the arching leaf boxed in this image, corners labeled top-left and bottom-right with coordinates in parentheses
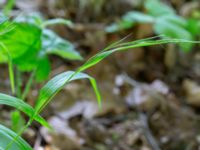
top-left (0, 93), bottom-right (50, 129)
top-left (0, 124), bottom-right (32, 150)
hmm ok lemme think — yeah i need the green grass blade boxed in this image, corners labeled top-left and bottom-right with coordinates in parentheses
top-left (78, 38), bottom-right (200, 72)
top-left (0, 124), bottom-right (32, 150)
top-left (0, 93), bottom-right (51, 129)
top-left (33, 37), bottom-right (199, 121)
top-left (34, 71), bottom-right (101, 113)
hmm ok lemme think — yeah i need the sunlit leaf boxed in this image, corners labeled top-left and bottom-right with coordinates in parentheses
top-left (0, 22), bottom-right (41, 63)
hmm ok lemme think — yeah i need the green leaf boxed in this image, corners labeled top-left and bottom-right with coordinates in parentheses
top-left (0, 124), bottom-right (32, 150)
top-left (42, 29), bottom-right (83, 60)
top-left (145, 0), bottom-right (175, 17)
top-left (158, 15), bottom-right (187, 27)
top-left (0, 93), bottom-right (51, 129)
top-left (34, 71), bottom-right (101, 114)
top-left (106, 11), bottom-right (154, 33)
top-left (105, 20), bottom-right (134, 33)
top-left (12, 25), bottom-right (42, 71)
top-left (11, 111), bottom-right (25, 133)
top-left (187, 19), bottom-right (200, 36)
top-left (35, 56), bottom-right (51, 82)
top-left (0, 22), bottom-right (41, 64)
top-left (154, 17), bottom-right (194, 51)
top-left (0, 19), bottom-right (15, 36)
top-left (123, 11), bottom-right (155, 23)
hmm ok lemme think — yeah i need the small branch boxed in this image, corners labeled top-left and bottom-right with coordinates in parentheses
top-left (139, 113), bottom-right (161, 150)
top-left (123, 73), bottom-right (161, 150)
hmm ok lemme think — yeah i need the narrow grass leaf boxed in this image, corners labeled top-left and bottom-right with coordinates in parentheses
top-left (0, 124), bottom-right (32, 150)
top-left (34, 71), bottom-right (101, 113)
top-left (78, 38), bottom-right (199, 72)
top-left (0, 93), bottom-right (51, 129)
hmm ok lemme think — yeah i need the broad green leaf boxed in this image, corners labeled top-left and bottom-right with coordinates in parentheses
top-left (145, 0), bottom-right (175, 17)
top-left (0, 124), bottom-right (32, 150)
top-left (0, 19), bottom-right (15, 36)
top-left (34, 71), bottom-right (101, 114)
top-left (106, 11), bottom-right (154, 33)
top-left (154, 17), bottom-right (194, 51)
top-left (12, 24), bottom-right (42, 71)
top-left (42, 29), bottom-right (83, 60)
top-left (0, 93), bottom-right (50, 129)
top-left (0, 22), bottom-right (41, 63)
top-left (123, 11), bottom-right (155, 23)
top-left (105, 20), bottom-right (134, 33)
top-left (35, 56), bottom-right (51, 82)
top-left (157, 15), bottom-right (187, 28)
top-left (187, 19), bottom-right (200, 36)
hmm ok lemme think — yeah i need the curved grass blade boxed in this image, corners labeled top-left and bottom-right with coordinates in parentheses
top-left (0, 124), bottom-right (32, 150)
top-left (33, 37), bottom-right (200, 117)
top-left (77, 38), bottom-right (200, 72)
top-left (34, 71), bottom-right (101, 114)
top-left (0, 93), bottom-right (51, 129)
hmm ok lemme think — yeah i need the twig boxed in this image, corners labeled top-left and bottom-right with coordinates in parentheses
top-left (123, 73), bottom-right (161, 150)
top-left (139, 113), bottom-right (161, 150)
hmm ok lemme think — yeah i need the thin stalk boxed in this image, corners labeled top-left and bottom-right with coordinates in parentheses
top-left (22, 70), bottom-right (36, 100)
top-left (0, 43), bottom-right (15, 94)
top-left (16, 68), bottom-right (22, 98)
top-left (5, 118), bottom-right (33, 150)
top-left (7, 70), bottom-right (36, 149)
top-left (8, 60), bottom-right (15, 94)
top-left (3, 0), bottom-right (16, 16)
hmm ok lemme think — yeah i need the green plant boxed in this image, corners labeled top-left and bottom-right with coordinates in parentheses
top-left (106, 0), bottom-right (200, 52)
top-left (0, 13), bottom-right (199, 150)
top-left (0, 13), bottom-right (82, 136)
